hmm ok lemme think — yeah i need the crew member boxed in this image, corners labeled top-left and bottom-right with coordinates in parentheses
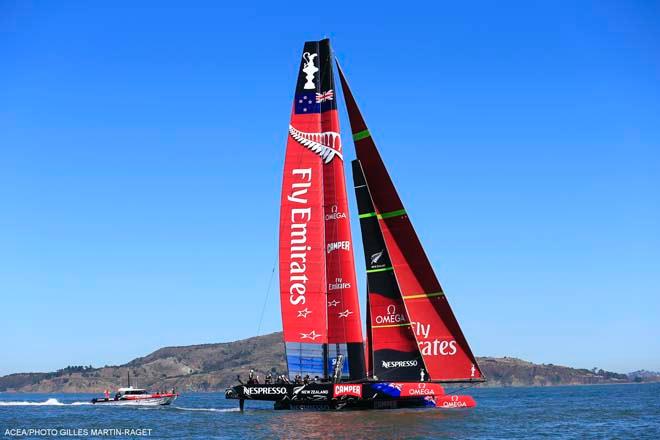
top-left (265, 372), bottom-right (272, 384)
top-left (420, 368), bottom-right (427, 382)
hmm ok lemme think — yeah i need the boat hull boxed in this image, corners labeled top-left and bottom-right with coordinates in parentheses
top-left (225, 382), bottom-right (475, 410)
top-left (91, 395), bottom-right (177, 406)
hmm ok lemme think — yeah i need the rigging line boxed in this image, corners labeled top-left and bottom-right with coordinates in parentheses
top-left (256, 191), bottom-right (280, 338)
top-left (256, 261), bottom-right (276, 338)
top-left (446, 382), bottom-right (479, 395)
top-left (338, 82), bottom-right (372, 377)
top-left (337, 59), bottom-right (372, 375)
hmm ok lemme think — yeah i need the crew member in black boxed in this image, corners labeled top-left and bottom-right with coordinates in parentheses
top-left (265, 373), bottom-right (272, 384)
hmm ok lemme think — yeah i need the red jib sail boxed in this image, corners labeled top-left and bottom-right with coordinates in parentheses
top-left (280, 40), bottom-right (364, 380)
top-left (337, 62), bottom-right (483, 382)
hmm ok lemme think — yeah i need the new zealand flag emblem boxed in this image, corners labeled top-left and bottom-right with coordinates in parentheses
top-left (294, 92), bottom-right (320, 114)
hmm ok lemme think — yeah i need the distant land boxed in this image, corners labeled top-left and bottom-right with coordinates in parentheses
top-left (1, 332), bottom-right (658, 393)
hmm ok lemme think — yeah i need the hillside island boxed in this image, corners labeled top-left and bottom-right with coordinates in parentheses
top-left (1, 332), bottom-right (657, 393)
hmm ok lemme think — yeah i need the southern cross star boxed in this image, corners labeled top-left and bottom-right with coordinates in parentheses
top-left (297, 308), bottom-right (311, 318)
top-left (300, 330), bottom-right (321, 340)
top-left (338, 309), bottom-right (353, 318)
top-left (328, 300), bottom-right (340, 307)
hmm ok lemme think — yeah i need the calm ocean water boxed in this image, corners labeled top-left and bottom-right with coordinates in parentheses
top-left (1, 383), bottom-right (658, 439)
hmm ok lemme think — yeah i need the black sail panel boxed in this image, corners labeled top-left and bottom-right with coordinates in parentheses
top-left (352, 160), bottom-right (424, 381)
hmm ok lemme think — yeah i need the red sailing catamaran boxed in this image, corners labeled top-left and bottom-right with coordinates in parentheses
top-left (225, 38), bottom-right (484, 410)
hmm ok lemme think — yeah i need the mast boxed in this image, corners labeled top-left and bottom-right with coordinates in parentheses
top-left (364, 281), bottom-right (373, 377)
top-left (337, 61), bottom-right (483, 382)
top-left (279, 40), bottom-right (365, 381)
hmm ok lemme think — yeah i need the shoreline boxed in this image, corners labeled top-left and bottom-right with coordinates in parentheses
top-left (2, 381), bottom-right (657, 395)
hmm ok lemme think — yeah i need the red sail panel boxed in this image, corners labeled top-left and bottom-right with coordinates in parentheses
top-left (324, 132), bottom-right (363, 346)
top-left (377, 217), bottom-right (481, 381)
top-left (337, 62), bottom-right (483, 382)
top-left (322, 112), bottom-right (362, 341)
top-left (279, 128), bottom-right (327, 343)
top-left (369, 292), bottom-right (421, 364)
top-left (280, 41), bottom-right (329, 377)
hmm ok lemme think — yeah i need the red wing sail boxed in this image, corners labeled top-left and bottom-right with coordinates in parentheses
top-left (280, 40), bottom-right (364, 380)
top-left (280, 40), bottom-right (328, 378)
top-left (352, 160), bottom-right (424, 381)
top-left (338, 62), bottom-right (483, 382)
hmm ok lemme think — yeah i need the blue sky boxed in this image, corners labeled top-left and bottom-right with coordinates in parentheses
top-left (1, 1), bottom-right (658, 376)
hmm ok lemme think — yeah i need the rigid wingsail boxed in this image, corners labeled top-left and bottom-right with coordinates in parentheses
top-left (225, 38), bottom-right (483, 411)
top-left (278, 39), bottom-right (365, 382)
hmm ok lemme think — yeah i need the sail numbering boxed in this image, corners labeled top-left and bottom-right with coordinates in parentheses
top-left (225, 38), bottom-right (484, 411)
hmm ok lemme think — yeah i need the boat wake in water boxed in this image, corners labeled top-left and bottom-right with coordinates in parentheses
top-left (0, 399), bottom-right (236, 413)
top-left (174, 406), bottom-right (240, 413)
top-left (0, 398), bottom-right (91, 406)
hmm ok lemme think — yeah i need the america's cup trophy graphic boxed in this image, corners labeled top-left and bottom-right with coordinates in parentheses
top-left (302, 52), bottom-right (318, 89)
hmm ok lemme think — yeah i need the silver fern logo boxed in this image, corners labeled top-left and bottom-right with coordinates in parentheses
top-left (370, 249), bottom-right (384, 265)
top-left (289, 125), bottom-right (342, 163)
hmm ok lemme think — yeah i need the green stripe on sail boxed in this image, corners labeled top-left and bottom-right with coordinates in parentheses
top-left (366, 266), bottom-right (393, 273)
top-left (372, 322), bottom-right (412, 329)
top-left (353, 129), bottom-right (370, 141)
top-left (377, 209), bottom-right (407, 219)
top-left (402, 291), bottom-right (445, 300)
top-left (359, 212), bottom-right (376, 219)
